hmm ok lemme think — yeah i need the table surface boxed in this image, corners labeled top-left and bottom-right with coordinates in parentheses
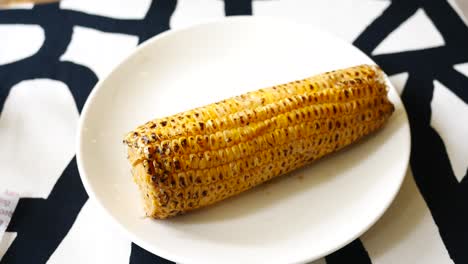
top-left (0, 1), bottom-right (467, 264)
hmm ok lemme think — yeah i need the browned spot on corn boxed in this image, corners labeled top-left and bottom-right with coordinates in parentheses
top-left (124, 64), bottom-right (394, 219)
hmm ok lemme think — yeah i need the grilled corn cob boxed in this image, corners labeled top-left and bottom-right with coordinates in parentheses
top-left (124, 64), bottom-right (394, 219)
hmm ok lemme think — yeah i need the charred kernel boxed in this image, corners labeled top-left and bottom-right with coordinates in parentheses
top-left (155, 145), bottom-right (163, 155)
top-left (161, 141), bottom-right (170, 152)
top-left (174, 159), bottom-right (181, 170)
top-left (173, 143), bottom-right (180, 153)
top-left (160, 173), bottom-right (169, 183)
top-left (160, 121), bottom-right (167, 127)
top-left (180, 138), bottom-right (187, 147)
top-left (177, 177), bottom-right (185, 187)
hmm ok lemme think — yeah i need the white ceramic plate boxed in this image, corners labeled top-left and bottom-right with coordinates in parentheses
top-left (77, 16), bottom-right (410, 264)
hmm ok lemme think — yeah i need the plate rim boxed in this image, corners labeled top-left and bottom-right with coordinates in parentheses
top-left (76, 15), bottom-right (411, 264)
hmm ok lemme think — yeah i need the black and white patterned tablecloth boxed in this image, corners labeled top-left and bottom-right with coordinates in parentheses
top-left (0, 0), bottom-right (467, 263)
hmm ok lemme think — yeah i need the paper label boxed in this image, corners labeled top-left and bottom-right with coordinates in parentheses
top-left (0, 190), bottom-right (19, 241)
